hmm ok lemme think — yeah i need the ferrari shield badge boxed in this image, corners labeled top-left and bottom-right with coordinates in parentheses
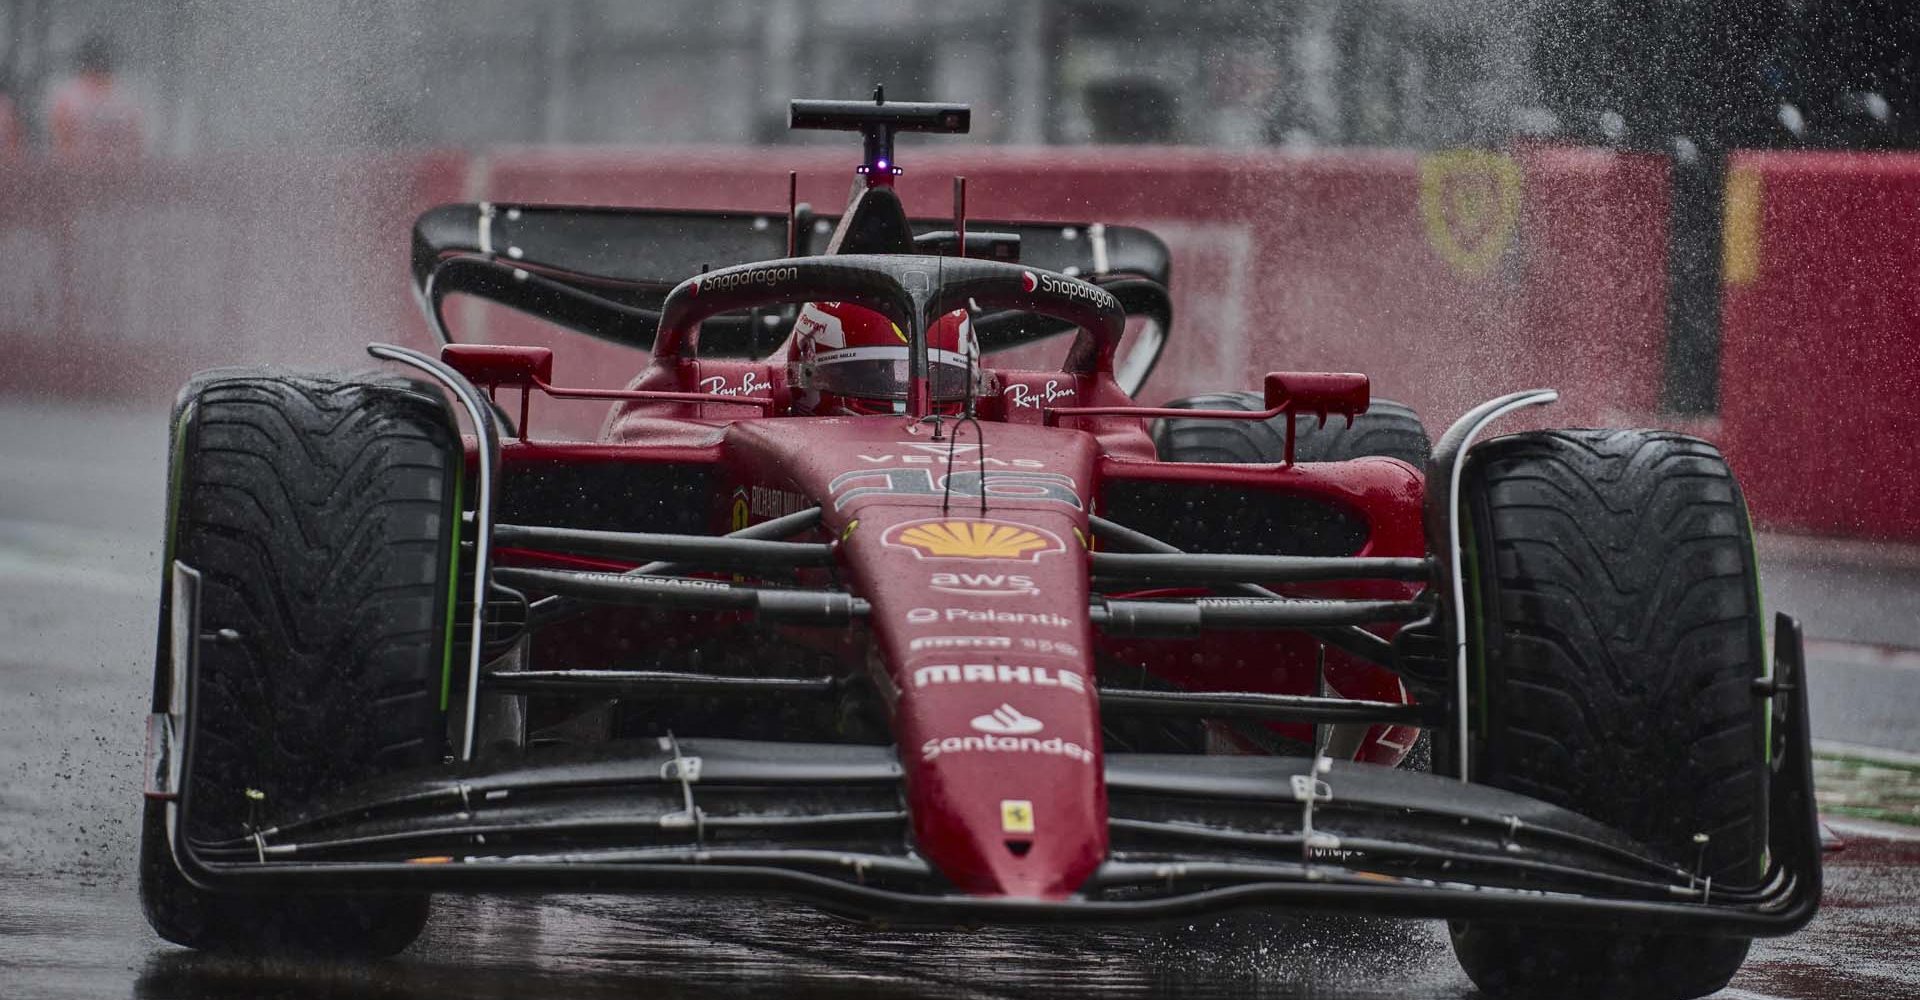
top-left (1418, 149), bottom-right (1522, 279)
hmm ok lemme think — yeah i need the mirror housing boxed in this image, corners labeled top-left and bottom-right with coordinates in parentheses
top-left (443, 344), bottom-right (554, 388)
top-left (1264, 372), bottom-right (1370, 421)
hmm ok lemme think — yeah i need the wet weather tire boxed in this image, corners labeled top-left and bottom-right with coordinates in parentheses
top-left (139, 370), bottom-right (460, 957)
top-left (1446, 429), bottom-right (1768, 1000)
top-left (1151, 391), bottom-right (1429, 467)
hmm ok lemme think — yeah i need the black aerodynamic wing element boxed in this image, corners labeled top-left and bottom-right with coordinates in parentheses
top-left (412, 203), bottom-right (1172, 295)
top-left (411, 202), bottom-right (1172, 370)
top-left (411, 203), bottom-right (796, 293)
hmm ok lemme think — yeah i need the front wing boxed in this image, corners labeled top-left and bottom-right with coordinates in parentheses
top-left (148, 566), bottom-right (1821, 934)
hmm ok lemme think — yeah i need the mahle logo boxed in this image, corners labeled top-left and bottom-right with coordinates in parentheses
top-left (914, 662), bottom-right (1086, 693)
top-left (884, 518), bottom-right (1064, 561)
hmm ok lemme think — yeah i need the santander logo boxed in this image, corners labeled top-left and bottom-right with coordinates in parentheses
top-left (971, 703), bottom-right (1043, 735)
top-left (1021, 270), bottom-right (1038, 292)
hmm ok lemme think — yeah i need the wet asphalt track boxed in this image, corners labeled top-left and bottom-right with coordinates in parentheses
top-left (3, 396), bottom-right (1919, 999)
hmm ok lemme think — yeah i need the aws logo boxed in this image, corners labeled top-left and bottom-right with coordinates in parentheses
top-left (883, 518), bottom-right (1066, 562)
top-left (930, 571), bottom-right (1037, 597)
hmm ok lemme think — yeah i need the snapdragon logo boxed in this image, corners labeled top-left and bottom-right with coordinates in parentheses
top-left (690, 265), bottom-right (798, 296)
top-left (1034, 271), bottom-right (1119, 311)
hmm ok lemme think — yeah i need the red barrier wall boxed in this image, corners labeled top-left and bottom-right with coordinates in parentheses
top-left (9, 147), bottom-right (1919, 542)
top-left (0, 153), bottom-right (468, 400)
top-left (470, 145), bottom-right (1671, 431)
top-left (0, 147), bottom-right (1670, 427)
top-left (0, 145), bottom-right (1679, 502)
top-left (1719, 151), bottom-right (1920, 542)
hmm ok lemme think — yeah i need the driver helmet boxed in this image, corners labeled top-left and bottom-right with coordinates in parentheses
top-left (790, 301), bottom-right (984, 415)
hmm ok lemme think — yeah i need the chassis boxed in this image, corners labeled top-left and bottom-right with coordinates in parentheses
top-left (141, 97), bottom-right (1819, 992)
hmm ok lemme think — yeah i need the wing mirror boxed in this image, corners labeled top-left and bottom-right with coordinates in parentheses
top-left (442, 344), bottom-right (555, 388)
top-left (1264, 372), bottom-right (1370, 424)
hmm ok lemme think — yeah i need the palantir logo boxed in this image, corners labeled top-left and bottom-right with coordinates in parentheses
top-left (970, 703), bottom-right (1043, 735)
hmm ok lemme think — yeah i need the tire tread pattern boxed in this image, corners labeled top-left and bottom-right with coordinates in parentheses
top-left (182, 374), bottom-right (457, 830)
top-left (1449, 428), bottom-right (1766, 1000)
top-left (139, 370), bottom-right (456, 957)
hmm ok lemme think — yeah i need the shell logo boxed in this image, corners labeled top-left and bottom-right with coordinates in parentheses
top-left (883, 518), bottom-right (1066, 562)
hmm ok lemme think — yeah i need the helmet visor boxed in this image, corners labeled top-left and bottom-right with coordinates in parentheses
top-left (812, 347), bottom-right (977, 401)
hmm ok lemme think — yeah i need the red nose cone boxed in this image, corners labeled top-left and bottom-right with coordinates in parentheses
top-left (723, 419), bottom-right (1109, 901)
top-left (860, 503), bottom-right (1107, 899)
top-left (899, 696), bottom-right (1106, 898)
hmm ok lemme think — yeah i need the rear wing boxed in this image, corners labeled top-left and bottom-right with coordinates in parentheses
top-left (412, 203), bottom-right (1170, 294)
top-left (409, 204), bottom-right (1172, 384)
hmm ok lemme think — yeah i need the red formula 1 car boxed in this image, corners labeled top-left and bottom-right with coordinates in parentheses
top-left (139, 98), bottom-right (1818, 998)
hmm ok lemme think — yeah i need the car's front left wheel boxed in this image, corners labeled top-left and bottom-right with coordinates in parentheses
top-left (140, 370), bottom-right (461, 956)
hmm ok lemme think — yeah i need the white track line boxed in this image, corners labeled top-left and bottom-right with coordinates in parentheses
top-left (1757, 531), bottom-right (1920, 572)
top-left (1814, 739), bottom-right (1920, 768)
top-left (1820, 816), bottom-right (1920, 842)
top-left (1803, 638), bottom-right (1920, 672)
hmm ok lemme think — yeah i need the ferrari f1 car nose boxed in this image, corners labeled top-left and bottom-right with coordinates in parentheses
top-left (719, 417), bottom-right (1113, 899)
top-left (850, 502), bottom-right (1108, 899)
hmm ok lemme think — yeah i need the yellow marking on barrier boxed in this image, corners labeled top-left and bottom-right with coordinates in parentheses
top-left (1418, 150), bottom-right (1523, 279)
top-left (1723, 166), bottom-right (1763, 286)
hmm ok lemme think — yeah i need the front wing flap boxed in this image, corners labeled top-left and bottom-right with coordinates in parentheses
top-left (151, 601), bottom-right (1821, 934)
